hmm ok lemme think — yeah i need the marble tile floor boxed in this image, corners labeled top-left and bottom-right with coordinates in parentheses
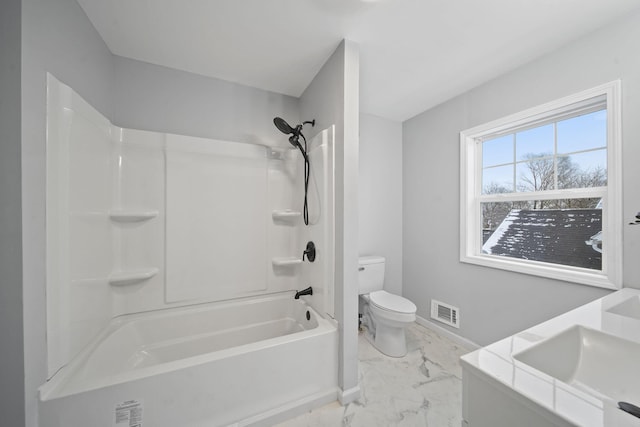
top-left (275, 322), bottom-right (471, 427)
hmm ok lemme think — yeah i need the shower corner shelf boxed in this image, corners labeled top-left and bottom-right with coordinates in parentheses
top-left (108, 268), bottom-right (159, 286)
top-left (272, 210), bottom-right (301, 221)
top-left (272, 257), bottom-right (303, 267)
top-left (109, 210), bottom-right (159, 222)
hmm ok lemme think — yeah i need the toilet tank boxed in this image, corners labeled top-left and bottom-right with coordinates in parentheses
top-left (358, 256), bottom-right (385, 295)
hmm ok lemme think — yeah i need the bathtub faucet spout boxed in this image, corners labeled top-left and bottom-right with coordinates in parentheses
top-left (294, 287), bottom-right (313, 299)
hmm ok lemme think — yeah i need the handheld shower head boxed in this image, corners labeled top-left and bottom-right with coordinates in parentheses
top-left (288, 134), bottom-right (300, 147)
top-left (289, 135), bottom-right (308, 162)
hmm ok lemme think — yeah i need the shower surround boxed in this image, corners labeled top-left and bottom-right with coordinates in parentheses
top-left (42, 75), bottom-right (337, 426)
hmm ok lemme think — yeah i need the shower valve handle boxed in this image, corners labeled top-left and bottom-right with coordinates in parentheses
top-left (302, 241), bottom-right (316, 262)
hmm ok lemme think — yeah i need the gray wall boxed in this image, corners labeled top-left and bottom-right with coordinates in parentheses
top-left (359, 113), bottom-right (403, 295)
top-left (21, 0), bottom-right (115, 425)
top-left (113, 56), bottom-right (300, 146)
top-left (1, 0), bottom-right (25, 425)
top-left (300, 40), bottom-right (361, 402)
top-left (403, 10), bottom-right (640, 346)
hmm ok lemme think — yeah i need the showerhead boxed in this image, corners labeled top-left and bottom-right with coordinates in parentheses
top-left (274, 117), bottom-right (306, 151)
top-left (274, 117), bottom-right (300, 148)
top-left (273, 116), bottom-right (316, 156)
top-left (273, 117), bottom-right (295, 135)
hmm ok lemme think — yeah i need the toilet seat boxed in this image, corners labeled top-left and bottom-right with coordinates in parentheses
top-left (369, 291), bottom-right (416, 314)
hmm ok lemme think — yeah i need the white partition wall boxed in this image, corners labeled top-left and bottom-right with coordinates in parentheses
top-left (300, 39), bottom-right (360, 404)
top-left (46, 75), bottom-right (336, 377)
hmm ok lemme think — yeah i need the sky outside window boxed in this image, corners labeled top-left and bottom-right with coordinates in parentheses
top-left (516, 124), bottom-right (554, 160)
top-left (557, 110), bottom-right (606, 154)
top-left (482, 134), bottom-right (513, 168)
top-left (482, 164), bottom-right (513, 193)
top-left (482, 109), bottom-right (607, 194)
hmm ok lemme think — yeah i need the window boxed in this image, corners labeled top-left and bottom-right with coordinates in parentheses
top-left (460, 81), bottom-right (622, 289)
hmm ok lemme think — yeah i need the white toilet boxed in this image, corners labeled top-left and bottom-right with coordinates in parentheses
top-left (358, 256), bottom-right (417, 357)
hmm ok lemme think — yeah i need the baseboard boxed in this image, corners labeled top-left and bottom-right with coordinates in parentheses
top-left (237, 388), bottom-right (339, 427)
top-left (415, 315), bottom-right (481, 351)
top-left (338, 385), bottom-right (360, 405)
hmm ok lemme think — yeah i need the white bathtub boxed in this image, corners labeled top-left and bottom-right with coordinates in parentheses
top-left (39, 293), bottom-right (339, 427)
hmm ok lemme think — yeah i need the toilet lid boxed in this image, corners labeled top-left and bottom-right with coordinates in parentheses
top-left (369, 291), bottom-right (416, 314)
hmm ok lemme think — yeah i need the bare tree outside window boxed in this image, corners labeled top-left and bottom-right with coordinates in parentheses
top-left (515, 152), bottom-right (606, 209)
top-left (481, 183), bottom-right (510, 234)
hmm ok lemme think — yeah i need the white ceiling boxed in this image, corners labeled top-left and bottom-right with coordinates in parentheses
top-left (77, 0), bottom-right (640, 122)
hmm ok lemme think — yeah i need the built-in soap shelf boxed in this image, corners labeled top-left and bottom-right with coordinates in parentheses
top-left (109, 210), bottom-right (159, 222)
top-left (272, 257), bottom-right (303, 267)
top-left (108, 267), bottom-right (159, 286)
top-left (272, 210), bottom-right (301, 222)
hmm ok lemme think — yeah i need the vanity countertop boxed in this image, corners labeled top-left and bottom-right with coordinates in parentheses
top-left (461, 287), bottom-right (640, 427)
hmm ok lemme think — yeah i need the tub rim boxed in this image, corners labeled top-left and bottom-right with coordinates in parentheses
top-left (39, 291), bottom-right (336, 401)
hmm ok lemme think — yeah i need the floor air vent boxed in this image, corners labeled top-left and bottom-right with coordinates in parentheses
top-left (431, 299), bottom-right (460, 328)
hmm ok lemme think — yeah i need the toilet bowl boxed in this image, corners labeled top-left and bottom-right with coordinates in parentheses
top-left (359, 256), bottom-right (416, 357)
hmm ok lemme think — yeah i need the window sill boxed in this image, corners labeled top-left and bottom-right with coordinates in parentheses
top-left (461, 254), bottom-right (619, 290)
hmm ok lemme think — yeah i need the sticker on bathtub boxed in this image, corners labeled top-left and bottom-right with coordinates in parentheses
top-left (114, 399), bottom-right (143, 427)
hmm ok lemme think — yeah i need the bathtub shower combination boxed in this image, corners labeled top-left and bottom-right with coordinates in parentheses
top-left (42, 75), bottom-right (338, 426)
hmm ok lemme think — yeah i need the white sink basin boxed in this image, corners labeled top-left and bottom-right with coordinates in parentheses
top-left (607, 295), bottom-right (640, 320)
top-left (513, 325), bottom-right (640, 403)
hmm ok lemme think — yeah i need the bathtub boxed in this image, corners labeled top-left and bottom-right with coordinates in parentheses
top-left (39, 293), bottom-right (339, 427)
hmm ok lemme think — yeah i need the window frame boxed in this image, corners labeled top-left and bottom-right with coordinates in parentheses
top-left (460, 81), bottom-right (622, 289)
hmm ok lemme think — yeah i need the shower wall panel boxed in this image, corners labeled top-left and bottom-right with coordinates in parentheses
top-left (302, 127), bottom-right (336, 318)
top-left (46, 76), bottom-right (308, 377)
top-left (165, 135), bottom-right (269, 302)
top-left (111, 128), bottom-right (165, 317)
top-left (46, 74), bottom-right (116, 377)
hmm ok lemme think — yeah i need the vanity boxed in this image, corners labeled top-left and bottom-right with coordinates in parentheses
top-left (461, 288), bottom-right (640, 427)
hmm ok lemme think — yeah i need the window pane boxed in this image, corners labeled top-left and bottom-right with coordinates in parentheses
top-left (516, 124), bottom-right (554, 161)
top-left (516, 157), bottom-right (555, 192)
top-left (481, 201), bottom-right (512, 243)
top-left (481, 199), bottom-right (602, 270)
top-left (482, 165), bottom-right (513, 194)
top-left (557, 110), bottom-right (606, 154)
top-left (557, 150), bottom-right (607, 189)
top-left (483, 134), bottom-right (513, 167)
